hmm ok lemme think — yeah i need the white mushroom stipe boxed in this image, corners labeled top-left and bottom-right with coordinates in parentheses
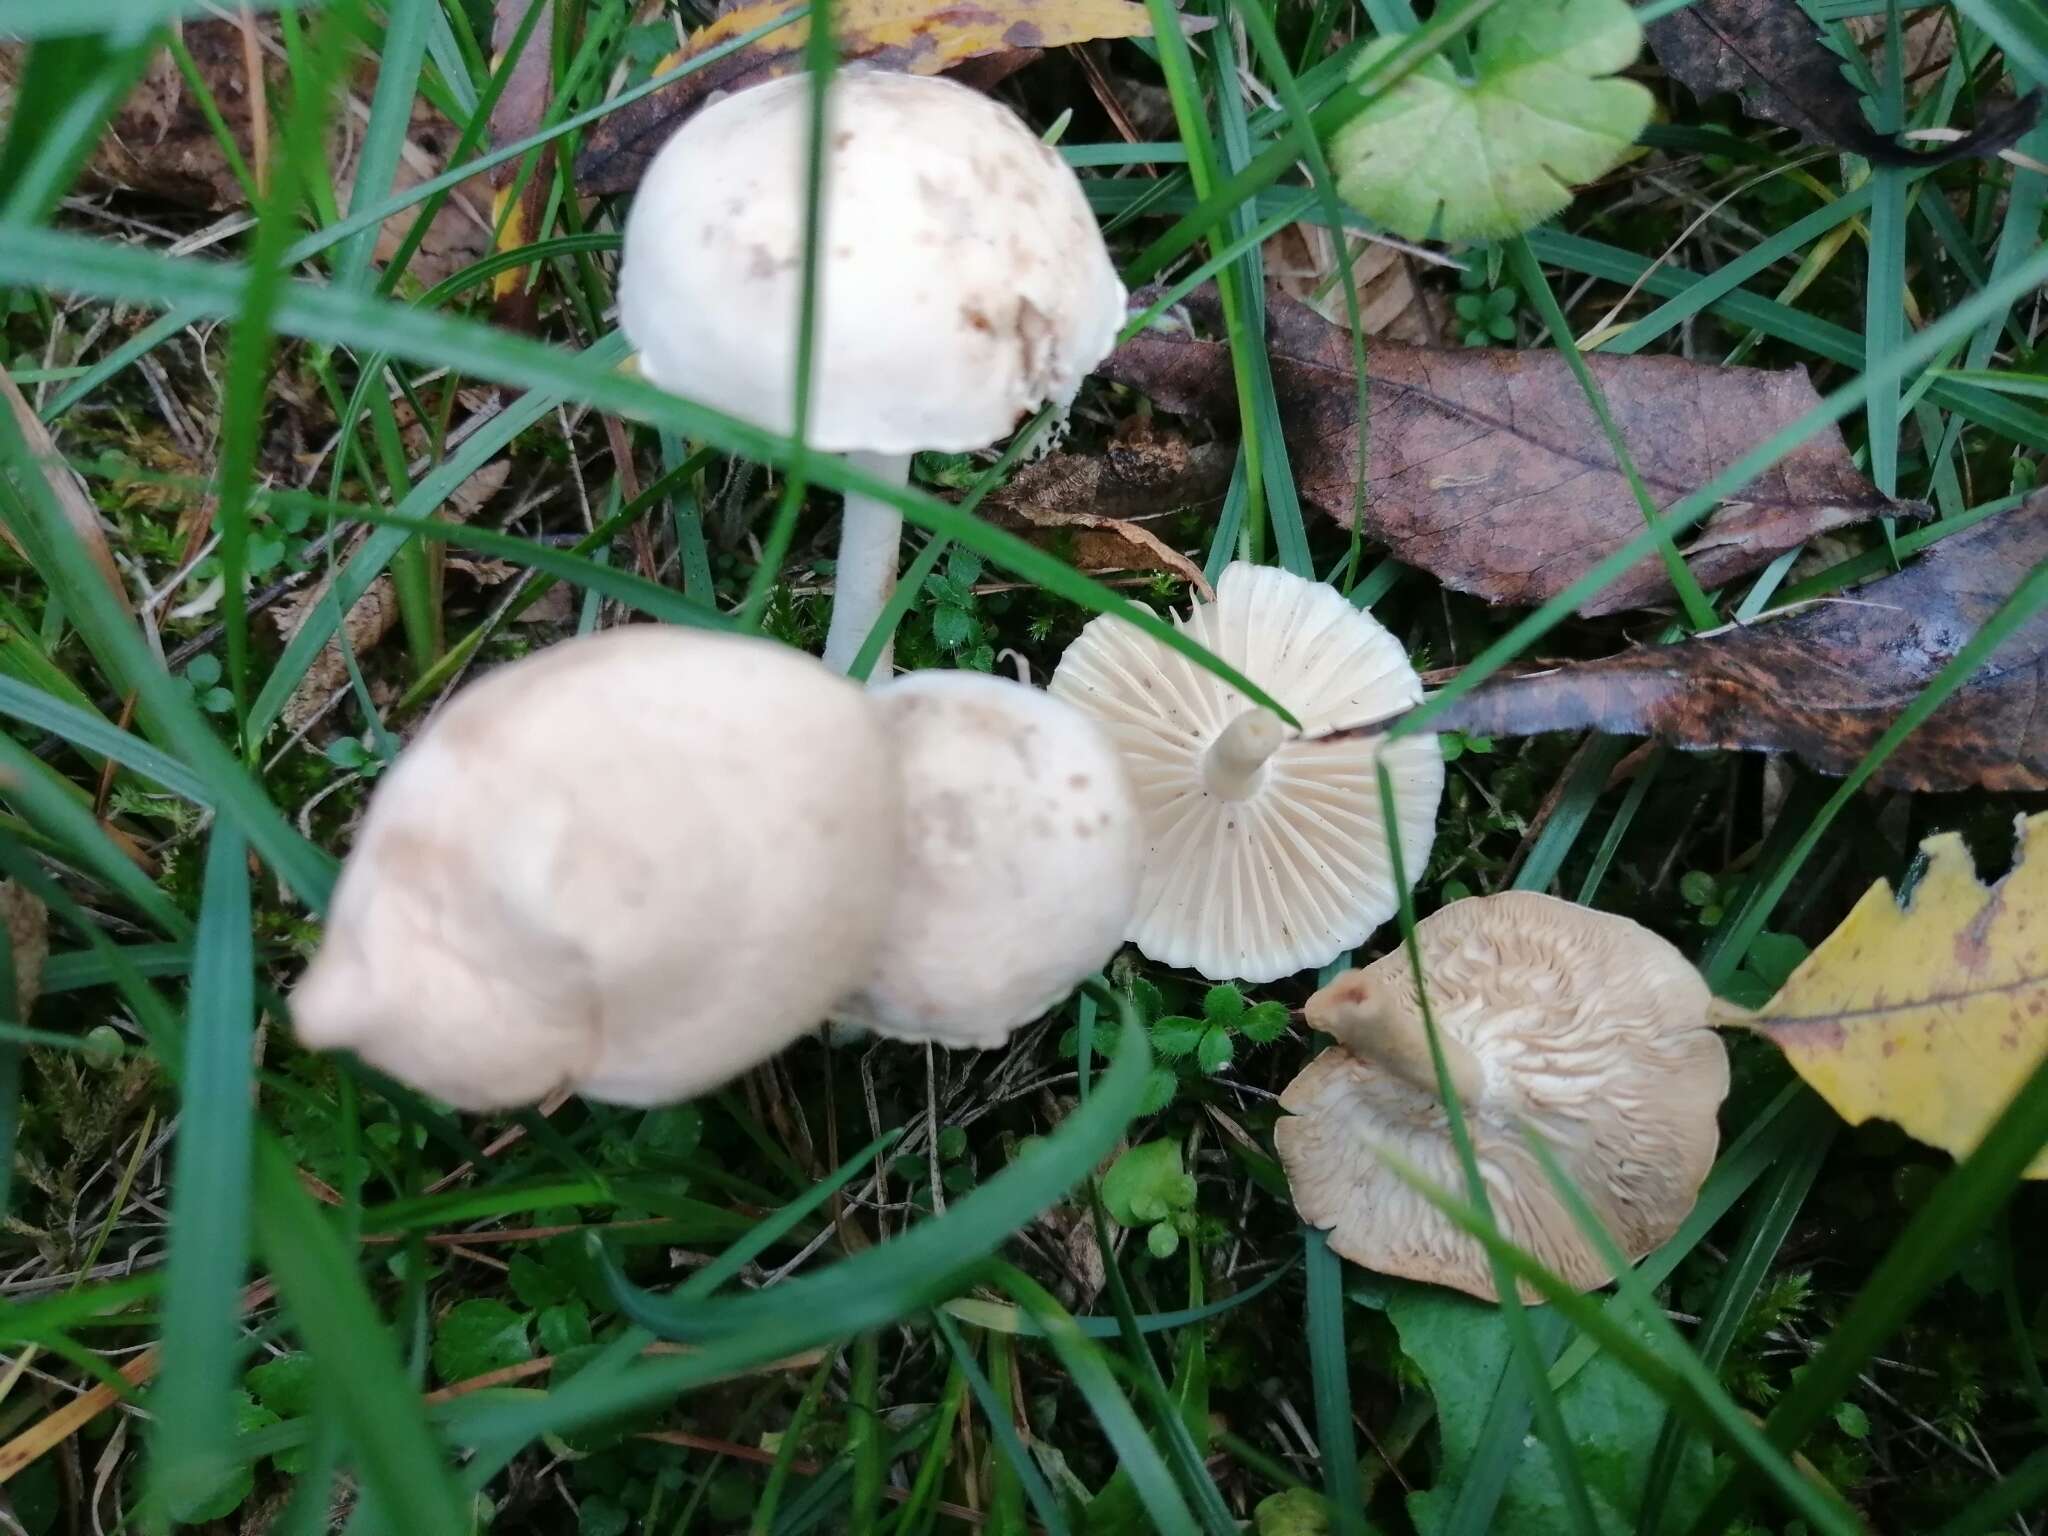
top-left (821, 450), bottom-right (910, 674)
top-left (831, 671), bottom-right (1142, 1050)
top-left (1051, 562), bottom-right (1445, 983)
top-left (290, 628), bottom-right (899, 1112)
top-left (618, 69), bottom-right (1126, 677)
top-left (1276, 892), bottom-right (1730, 1302)
top-left (1201, 709), bottom-right (1290, 800)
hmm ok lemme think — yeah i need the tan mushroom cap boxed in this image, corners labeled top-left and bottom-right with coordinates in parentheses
top-left (1049, 561), bottom-right (1443, 983)
top-left (1275, 891), bottom-right (1728, 1301)
top-left (291, 628), bottom-right (899, 1111)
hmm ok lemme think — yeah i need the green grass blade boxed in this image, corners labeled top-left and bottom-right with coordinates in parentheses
top-left (989, 1262), bottom-right (1202, 1532)
top-left (0, 729), bottom-right (190, 935)
top-left (1636, 1121), bottom-right (1835, 1536)
top-left (0, 227), bottom-right (1300, 724)
top-left (149, 824), bottom-right (257, 1520)
top-left (0, 30), bottom-right (160, 224)
top-left (1512, 1131), bottom-right (1861, 1536)
top-left (250, 1137), bottom-right (470, 1530)
top-left (935, 1314), bottom-right (1066, 1536)
top-left (212, 0), bottom-right (361, 728)
top-left (334, 0), bottom-right (431, 289)
top-left (458, 1019), bottom-right (1150, 1452)
top-left (1304, 1228), bottom-right (1367, 1536)
top-left (1378, 766), bottom-right (1602, 1536)
top-left (1950, 0), bottom-right (2048, 80)
top-left (1929, 1447), bottom-right (2048, 1536)
top-left (1508, 238), bottom-right (1717, 630)
top-left (1686, 1040), bottom-right (2048, 1533)
top-left (1087, 1195), bottom-right (1237, 1535)
top-left (0, 675), bottom-right (212, 803)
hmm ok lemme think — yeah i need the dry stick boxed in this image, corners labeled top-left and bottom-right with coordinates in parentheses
top-left (236, 5), bottom-right (271, 199)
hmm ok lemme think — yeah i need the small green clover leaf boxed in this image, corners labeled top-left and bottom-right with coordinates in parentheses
top-left (1330, 0), bottom-right (1654, 241)
top-left (182, 653), bottom-right (234, 715)
top-left (1102, 1140), bottom-right (1198, 1258)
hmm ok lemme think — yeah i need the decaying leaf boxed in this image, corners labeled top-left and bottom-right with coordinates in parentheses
top-left (1751, 810), bottom-right (2048, 1176)
top-left (1645, 0), bottom-right (2042, 164)
top-left (1330, 0), bottom-right (1653, 241)
top-left (2, 879), bottom-right (48, 1022)
top-left (573, 0), bottom-right (1176, 195)
top-left (1102, 289), bottom-right (1910, 614)
top-left (1263, 222), bottom-right (1439, 344)
top-left (270, 573), bottom-right (402, 735)
top-left (980, 427), bottom-right (1230, 582)
top-left (487, 0), bottom-right (556, 322)
top-left (1404, 495), bottom-right (2047, 794)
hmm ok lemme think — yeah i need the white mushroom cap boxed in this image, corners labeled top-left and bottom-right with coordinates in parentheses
top-left (1049, 562), bottom-right (1444, 983)
top-left (831, 671), bottom-right (1141, 1049)
top-left (1275, 892), bottom-right (1730, 1301)
top-left (291, 628), bottom-right (900, 1111)
top-left (619, 69), bottom-right (1127, 455)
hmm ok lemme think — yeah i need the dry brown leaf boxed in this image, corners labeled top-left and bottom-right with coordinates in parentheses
top-left (2, 879), bottom-right (48, 1022)
top-left (1400, 495), bottom-right (2048, 794)
top-left (1102, 287), bottom-right (1915, 615)
top-left (486, 0), bottom-right (557, 324)
top-left (1644, 0), bottom-right (2040, 164)
top-left (1262, 222), bottom-right (1438, 345)
top-left (573, 0), bottom-right (1186, 194)
top-left (980, 429), bottom-right (1230, 582)
top-left (269, 572), bottom-right (401, 734)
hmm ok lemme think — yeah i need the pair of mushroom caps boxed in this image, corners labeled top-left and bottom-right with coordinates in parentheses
top-left (291, 628), bottom-right (1146, 1112)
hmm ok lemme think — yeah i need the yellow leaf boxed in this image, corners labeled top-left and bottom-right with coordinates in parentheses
top-left (1756, 810), bottom-right (2048, 1176)
top-left (574, 0), bottom-right (1187, 193)
top-left (654, 0), bottom-right (1158, 87)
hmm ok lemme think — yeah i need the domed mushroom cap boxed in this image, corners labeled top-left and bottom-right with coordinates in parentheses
top-left (832, 671), bottom-right (1141, 1049)
top-left (1049, 562), bottom-right (1444, 983)
top-left (291, 628), bottom-right (899, 1111)
top-left (619, 69), bottom-right (1127, 455)
top-left (1275, 891), bottom-right (1729, 1301)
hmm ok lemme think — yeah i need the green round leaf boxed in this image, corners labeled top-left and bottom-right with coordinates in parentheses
top-left (1196, 1028), bottom-right (1234, 1075)
top-left (1101, 1139), bottom-right (1185, 1227)
top-left (1330, 0), bottom-right (1653, 241)
top-left (432, 1298), bottom-right (532, 1384)
top-left (1146, 1220), bottom-right (1181, 1260)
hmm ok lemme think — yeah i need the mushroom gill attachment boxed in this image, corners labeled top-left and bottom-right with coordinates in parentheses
top-left (290, 628), bottom-right (900, 1111)
top-left (832, 671), bottom-right (1141, 1049)
top-left (1275, 892), bottom-right (1729, 1301)
top-left (1049, 562), bottom-right (1444, 982)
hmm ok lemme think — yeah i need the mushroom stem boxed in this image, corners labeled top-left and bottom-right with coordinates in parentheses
top-left (822, 449), bottom-right (912, 677)
top-left (1306, 973), bottom-right (1487, 1106)
top-left (1201, 709), bottom-right (1287, 799)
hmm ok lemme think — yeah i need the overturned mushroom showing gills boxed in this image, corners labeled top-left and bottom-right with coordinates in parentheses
top-left (833, 671), bottom-right (1141, 1049)
top-left (1276, 891), bottom-right (1729, 1301)
top-left (619, 69), bottom-right (1127, 675)
top-left (1050, 561), bottom-right (1443, 982)
top-left (291, 628), bottom-right (900, 1111)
